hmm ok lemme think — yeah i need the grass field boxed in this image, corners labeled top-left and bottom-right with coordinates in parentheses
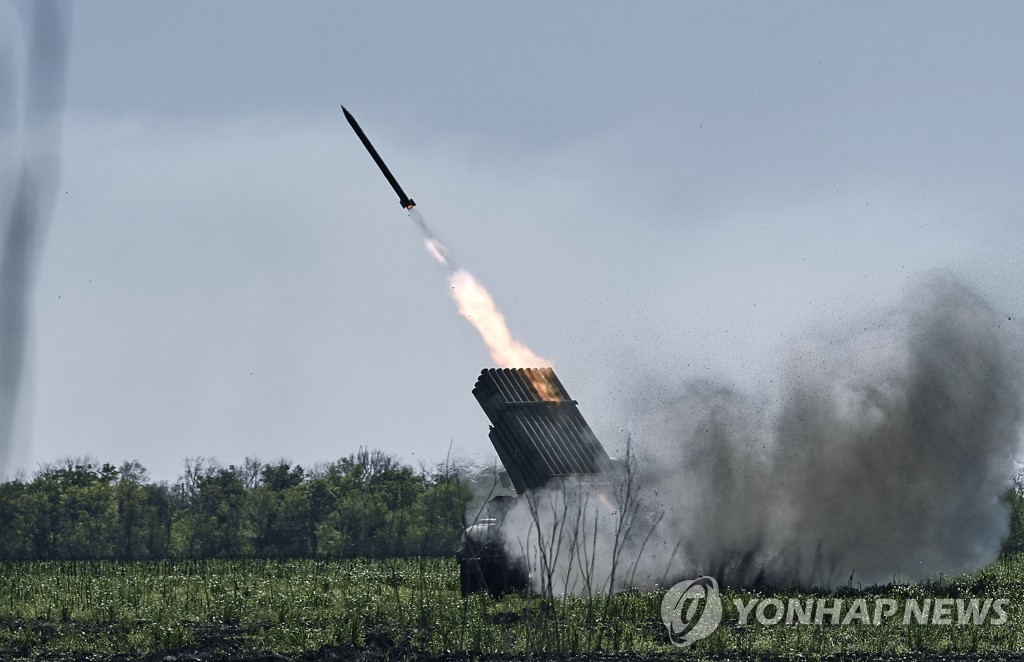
top-left (2, 555), bottom-right (1023, 660)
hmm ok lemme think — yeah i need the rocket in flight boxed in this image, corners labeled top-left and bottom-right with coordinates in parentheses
top-left (341, 105), bottom-right (416, 210)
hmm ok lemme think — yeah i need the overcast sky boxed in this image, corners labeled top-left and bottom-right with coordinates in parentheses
top-left (4, 1), bottom-right (1024, 481)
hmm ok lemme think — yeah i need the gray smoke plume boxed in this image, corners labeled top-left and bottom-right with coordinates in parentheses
top-left (500, 272), bottom-right (1024, 592)
top-left (0, 1), bottom-right (70, 476)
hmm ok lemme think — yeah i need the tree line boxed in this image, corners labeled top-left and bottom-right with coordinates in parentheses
top-left (2, 450), bottom-right (1023, 561)
top-left (0, 449), bottom-right (473, 560)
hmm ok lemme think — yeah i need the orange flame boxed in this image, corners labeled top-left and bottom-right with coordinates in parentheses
top-left (449, 269), bottom-right (550, 367)
top-left (417, 224), bottom-right (557, 400)
top-left (449, 269), bottom-right (558, 400)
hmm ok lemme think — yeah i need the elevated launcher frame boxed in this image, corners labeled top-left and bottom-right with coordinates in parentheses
top-left (460, 368), bottom-right (615, 596)
top-left (472, 368), bottom-right (613, 494)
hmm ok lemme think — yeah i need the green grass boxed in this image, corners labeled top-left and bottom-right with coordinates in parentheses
top-left (1, 555), bottom-right (1023, 659)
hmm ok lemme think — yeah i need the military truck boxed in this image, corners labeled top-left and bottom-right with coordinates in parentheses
top-left (457, 368), bottom-right (615, 597)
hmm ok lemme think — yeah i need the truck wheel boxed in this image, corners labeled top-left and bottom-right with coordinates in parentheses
top-left (459, 559), bottom-right (482, 597)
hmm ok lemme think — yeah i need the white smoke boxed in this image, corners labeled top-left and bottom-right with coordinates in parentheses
top-left (0, 1), bottom-right (70, 476)
top-left (501, 271), bottom-right (1024, 591)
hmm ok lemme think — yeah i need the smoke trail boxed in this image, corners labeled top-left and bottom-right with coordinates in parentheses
top-left (500, 272), bottom-right (1024, 591)
top-left (0, 1), bottom-right (71, 476)
top-left (410, 209), bottom-right (555, 395)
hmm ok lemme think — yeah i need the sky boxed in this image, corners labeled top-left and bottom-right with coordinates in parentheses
top-left (3, 1), bottom-right (1024, 481)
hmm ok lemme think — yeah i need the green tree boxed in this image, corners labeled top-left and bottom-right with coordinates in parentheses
top-left (29, 459), bottom-right (117, 559)
top-left (251, 462), bottom-right (314, 557)
top-left (0, 480), bottom-right (32, 559)
top-left (173, 465), bottom-right (252, 558)
top-left (0, 449), bottom-right (474, 561)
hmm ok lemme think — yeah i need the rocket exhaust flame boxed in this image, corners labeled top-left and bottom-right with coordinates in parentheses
top-left (449, 269), bottom-right (553, 371)
top-left (409, 209), bottom-right (557, 399)
top-left (423, 237), bottom-right (448, 266)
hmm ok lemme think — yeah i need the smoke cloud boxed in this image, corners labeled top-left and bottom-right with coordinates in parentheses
top-left (0, 1), bottom-right (70, 476)
top-left (501, 272), bottom-right (1024, 591)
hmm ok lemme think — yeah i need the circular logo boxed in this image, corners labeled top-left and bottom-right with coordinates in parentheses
top-left (660, 576), bottom-right (722, 648)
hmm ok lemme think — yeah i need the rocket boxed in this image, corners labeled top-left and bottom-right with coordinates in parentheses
top-left (341, 106), bottom-right (416, 210)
